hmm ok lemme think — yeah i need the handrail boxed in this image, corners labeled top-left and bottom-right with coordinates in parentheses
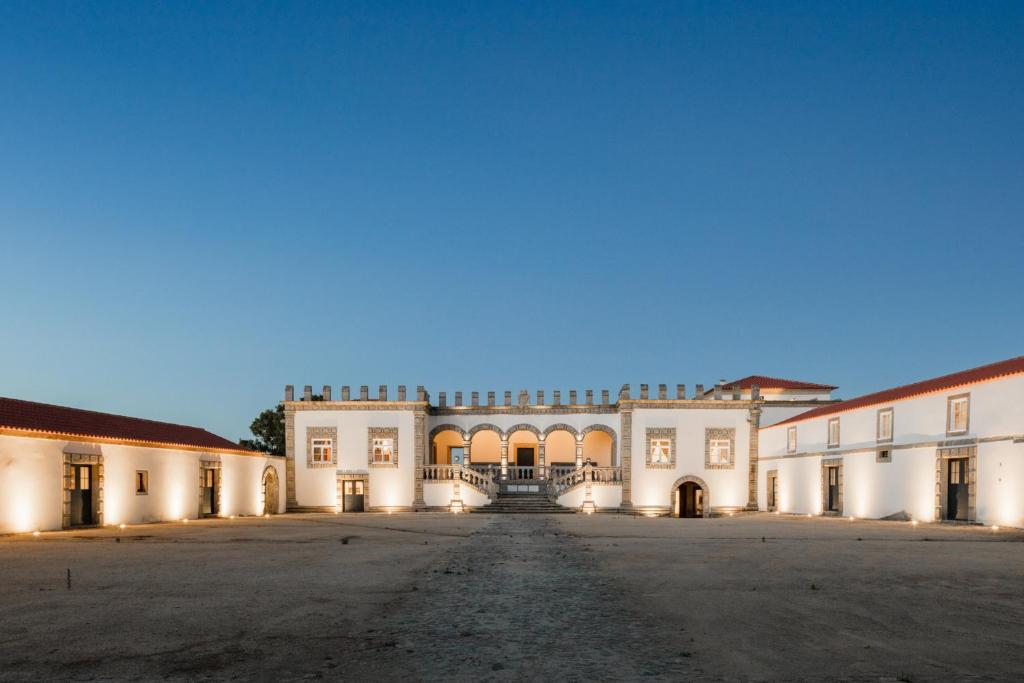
top-left (549, 465), bottom-right (623, 496)
top-left (422, 464), bottom-right (497, 498)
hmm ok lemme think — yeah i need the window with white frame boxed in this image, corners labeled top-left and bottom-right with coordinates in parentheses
top-left (947, 395), bottom-right (969, 434)
top-left (787, 426), bottom-right (797, 453)
top-left (877, 408), bottom-right (894, 442)
top-left (372, 437), bottom-right (395, 464)
top-left (311, 438), bottom-right (333, 463)
top-left (650, 438), bottom-right (671, 464)
top-left (708, 439), bottom-right (731, 465)
top-left (828, 418), bottom-right (840, 448)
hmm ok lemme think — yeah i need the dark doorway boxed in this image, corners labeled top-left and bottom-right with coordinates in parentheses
top-left (69, 464), bottom-right (96, 527)
top-left (201, 468), bottom-right (218, 517)
top-left (516, 447), bottom-right (535, 478)
top-left (343, 480), bottom-right (365, 512)
top-left (947, 458), bottom-right (969, 521)
top-left (826, 467), bottom-right (840, 512)
top-left (767, 471), bottom-right (778, 512)
top-left (677, 482), bottom-right (703, 518)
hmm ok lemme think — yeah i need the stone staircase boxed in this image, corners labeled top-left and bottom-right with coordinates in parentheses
top-left (481, 492), bottom-right (574, 514)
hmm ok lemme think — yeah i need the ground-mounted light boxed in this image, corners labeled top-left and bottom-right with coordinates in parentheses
top-left (32, 531), bottom-right (40, 537)
top-left (119, 523), bottom-right (126, 530)
top-left (182, 518), bottom-right (189, 524)
top-left (992, 525), bottom-right (1000, 531)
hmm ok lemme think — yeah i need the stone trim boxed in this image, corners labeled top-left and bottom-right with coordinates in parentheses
top-left (261, 465), bottom-right (280, 515)
top-left (876, 407), bottom-right (894, 443)
top-left (935, 446), bottom-right (976, 522)
top-left (766, 469), bottom-right (778, 512)
top-left (645, 427), bottom-right (676, 469)
top-left (367, 426), bottom-right (399, 467)
top-left (505, 423), bottom-right (542, 439)
top-left (620, 409), bottom-right (633, 508)
top-left (820, 459), bottom-right (843, 516)
top-left (429, 424), bottom-right (468, 441)
top-left (704, 427), bottom-right (736, 470)
top-left (669, 475), bottom-right (710, 518)
top-left (199, 461), bottom-right (224, 518)
top-left (413, 409), bottom-right (426, 509)
top-left (580, 424), bottom-right (619, 467)
top-left (945, 392), bottom-right (971, 437)
top-left (306, 426), bottom-right (338, 468)
top-left (285, 408), bottom-right (297, 508)
top-left (467, 423), bottom-right (503, 439)
top-left (336, 472), bottom-right (370, 513)
top-left (542, 423), bottom-right (579, 438)
top-left (746, 408), bottom-right (761, 509)
top-left (62, 452), bottom-right (104, 529)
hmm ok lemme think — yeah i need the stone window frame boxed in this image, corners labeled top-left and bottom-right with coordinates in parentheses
top-left (336, 472), bottom-right (370, 511)
top-left (820, 459), bottom-right (843, 516)
top-left (135, 470), bottom-right (150, 495)
top-left (935, 446), bottom-right (976, 522)
top-left (198, 458), bottom-right (223, 517)
top-left (704, 427), bottom-right (736, 470)
top-left (786, 426), bottom-right (797, 454)
top-left (306, 426), bottom-right (338, 468)
top-left (645, 427), bottom-right (676, 469)
top-left (368, 427), bottom-right (399, 468)
top-left (827, 417), bottom-right (840, 449)
top-left (876, 407), bottom-right (894, 443)
top-left (875, 448), bottom-right (892, 464)
top-left (946, 393), bottom-right (970, 437)
top-left (62, 452), bottom-right (104, 529)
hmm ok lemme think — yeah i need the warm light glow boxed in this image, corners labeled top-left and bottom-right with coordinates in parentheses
top-left (992, 525), bottom-right (1000, 531)
top-left (912, 519), bottom-right (919, 526)
top-left (182, 518), bottom-right (189, 523)
top-left (229, 515), bottom-right (235, 520)
top-left (119, 523), bottom-right (126, 530)
top-left (264, 513), bottom-right (270, 519)
top-left (32, 531), bottom-right (40, 537)
top-left (848, 516), bottom-right (855, 521)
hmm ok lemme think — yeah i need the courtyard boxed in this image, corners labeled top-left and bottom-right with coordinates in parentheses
top-left (1, 513), bottom-right (1022, 681)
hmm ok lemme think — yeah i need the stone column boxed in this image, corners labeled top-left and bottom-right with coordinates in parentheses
top-left (463, 439), bottom-right (472, 465)
top-left (500, 439), bottom-right (509, 480)
top-left (285, 406), bottom-right (297, 509)
top-left (413, 408), bottom-right (427, 510)
top-left (575, 437), bottom-right (584, 468)
top-left (620, 408), bottom-right (633, 509)
top-left (538, 439), bottom-right (546, 480)
top-left (747, 407), bottom-right (762, 510)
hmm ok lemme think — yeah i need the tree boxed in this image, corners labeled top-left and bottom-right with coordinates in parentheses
top-left (239, 395), bottom-right (323, 455)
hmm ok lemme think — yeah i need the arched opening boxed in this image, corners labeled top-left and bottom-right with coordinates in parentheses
top-left (582, 430), bottom-right (613, 467)
top-left (262, 466), bottom-right (279, 516)
top-left (468, 429), bottom-right (501, 480)
top-left (545, 431), bottom-right (576, 467)
top-left (507, 429), bottom-right (539, 478)
top-left (672, 476), bottom-right (709, 518)
top-left (431, 429), bottom-right (464, 465)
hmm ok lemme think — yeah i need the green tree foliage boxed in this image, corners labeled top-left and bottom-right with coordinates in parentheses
top-left (239, 394), bottom-right (323, 455)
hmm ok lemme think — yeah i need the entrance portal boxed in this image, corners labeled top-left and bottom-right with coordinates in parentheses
top-left (201, 468), bottom-right (219, 517)
top-left (767, 471), bottom-right (778, 512)
top-left (677, 482), bottom-right (704, 518)
top-left (69, 464), bottom-right (96, 527)
top-left (947, 458), bottom-right (969, 521)
top-left (826, 466), bottom-right (840, 513)
top-left (262, 466), bottom-right (279, 515)
top-left (343, 480), bottom-right (365, 512)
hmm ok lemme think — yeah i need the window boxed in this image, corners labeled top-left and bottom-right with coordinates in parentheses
top-left (947, 395), bottom-right (969, 435)
top-left (650, 439), bottom-right (671, 464)
top-left (135, 470), bottom-right (149, 495)
top-left (311, 438), bottom-right (333, 463)
top-left (877, 408), bottom-right (894, 442)
top-left (708, 439), bottom-right (731, 465)
top-left (828, 418), bottom-right (840, 448)
top-left (787, 426), bottom-right (797, 453)
top-left (876, 449), bottom-right (892, 463)
top-left (372, 437), bottom-right (394, 464)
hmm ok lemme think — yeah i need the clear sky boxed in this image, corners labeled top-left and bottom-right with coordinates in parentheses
top-left (0, 1), bottom-right (1021, 441)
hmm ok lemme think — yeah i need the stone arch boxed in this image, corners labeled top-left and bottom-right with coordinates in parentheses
top-left (467, 423), bottom-right (503, 439)
top-left (580, 424), bottom-right (618, 466)
top-left (429, 424), bottom-right (467, 441)
top-left (261, 465), bottom-right (280, 516)
top-left (542, 423), bottom-right (579, 439)
top-left (503, 423), bottom-right (542, 440)
top-left (670, 475), bottom-right (710, 518)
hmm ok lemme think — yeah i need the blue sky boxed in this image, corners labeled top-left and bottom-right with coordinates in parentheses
top-left (1, 1), bottom-right (1021, 440)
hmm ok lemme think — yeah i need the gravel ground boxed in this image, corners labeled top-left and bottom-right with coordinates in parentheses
top-left (1, 513), bottom-right (1022, 681)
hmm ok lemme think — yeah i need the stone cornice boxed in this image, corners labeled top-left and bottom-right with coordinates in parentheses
top-left (283, 398), bottom-right (839, 415)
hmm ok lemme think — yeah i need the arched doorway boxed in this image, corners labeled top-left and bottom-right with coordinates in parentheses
top-left (671, 476), bottom-right (709, 518)
top-left (262, 466), bottom-right (280, 516)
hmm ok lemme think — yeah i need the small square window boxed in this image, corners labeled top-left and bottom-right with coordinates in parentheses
top-left (311, 438), bottom-right (333, 463)
top-left (650, 438), bottom-right (672, 464)
top-left (372, 437), bottom-right (395, 464)
top-left (877, 408), bottom-right (894, 442)
top-left (135, 470), bottom-right (149, 495)
top-left (827, 418), bottom-right (840, 448)
top-left (787, 426), bottom-right (797, 453)
top-left (876, 449), bottom-right (892, 463)
top-left (708, 439), bottom-right (731, 465)
top-left (947, 395), bottom-right (969, 434)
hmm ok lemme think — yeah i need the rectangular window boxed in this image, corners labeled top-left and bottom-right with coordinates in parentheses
top-left (311, 438), bottom-right (333, 463)
top-left (876, 449), bottom-right (892, 463)
top-left (372, 437), bottom-right (395, 464)
top-left (787, 426), bottom-right (797, 453)
top-left (650, 438), bottom-right (672, 464)
top-left (135, 470), bottom-right (149, 495)
top-left (877, 408), bottom-right (894, 442)
top-left (827, 418), bottom-right (840, 448)
top-left (948, 395), bottom-right (969, 434)
top-left (708, 439), bottom-right (731, 465)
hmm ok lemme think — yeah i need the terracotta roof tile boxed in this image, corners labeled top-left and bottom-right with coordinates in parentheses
top-left (767, 356), bottom-right (1024, 428)
top-left (705, 375), bottom-right (837, 393)
top-left (0, 397), bottom-right (248, 453)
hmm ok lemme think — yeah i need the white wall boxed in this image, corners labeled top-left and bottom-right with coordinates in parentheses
top-left (557, 484), bottom-right (622, 510)
top-left (423, 481), bottom-right (491, 509)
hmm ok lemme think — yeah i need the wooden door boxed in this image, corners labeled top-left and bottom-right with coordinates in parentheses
top-left (70, 465), bottom-right (94, 526)
top-left (827, 467), bottom-right (839, 512)
top-left (343, 480), bottom-right (365, 512)
top-left (947, 458), bottom-right (968, 521)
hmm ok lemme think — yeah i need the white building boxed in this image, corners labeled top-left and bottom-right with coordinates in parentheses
top-left (283, 378), bottom-right (834, 516)
top-left (757, 356), bottom-right (1024, 527)
top-left (0, 398), bottom-right (285, 533)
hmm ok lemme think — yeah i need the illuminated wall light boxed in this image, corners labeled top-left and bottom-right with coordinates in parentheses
top-left (992, 525), bottom-right (1000, 532)
top-left (119, 523), bottom-right (126, 530)
top-left (32, 531), bottom-right (40, 537)
top-left (182, 518), bottom-right (189, 524)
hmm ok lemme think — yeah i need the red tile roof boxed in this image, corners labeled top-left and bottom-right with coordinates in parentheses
top-left (0, 397), bottom-right (250, 453)
top-left (768, 355), bottom-right (1024, 428)
top-left (705, 375), bottom-right (837, 394)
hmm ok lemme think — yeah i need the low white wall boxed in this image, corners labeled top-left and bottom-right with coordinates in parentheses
top-left (423, 482), bottom-right (491, 509)
top-left (557, 485), bottom-right (622, 510)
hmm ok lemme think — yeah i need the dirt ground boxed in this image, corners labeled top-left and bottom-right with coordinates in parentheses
top-left (1, 513), bottom-right (1022, 681)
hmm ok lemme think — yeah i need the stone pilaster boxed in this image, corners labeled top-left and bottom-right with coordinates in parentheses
top-left (747, 406), bottom-right (761, 510)
top-left (463, 440), bottom-right (472, 465)
top-left (285, 406), bottom-right (297, 509)
top-left (575, 439), bottom-right (584, 468)
top-left (538, 440), bottom-right (546, 479)
top-left (620, 408), bottom-right (633, 509)
top-left (413, 408), bottom-right (427, 509)
top-left (500, 439), bottom-right (509, 479)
